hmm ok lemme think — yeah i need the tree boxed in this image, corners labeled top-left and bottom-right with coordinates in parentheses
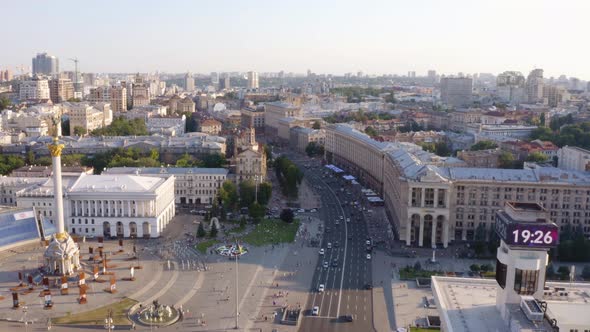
top-left (470, 264), bottom-right (481, 272)
top-left (73, 126), bottom-right (86, 136)
top-left (67, 97), bottom-right (82, 102)
top-left (0, 155), bottom-right (25, 175)
top-left (175, 153), bottom-right (195, 167)
top-left (248, 202), bottom-right (265, 221)
top-left (0, 96), bottom-right (11, 110)
top-left (239, 180), bottom-right (256, 207)
top-left (199, 153), bottom-right (226, 168)
top-left (197, 222), bottom-right (206, 237)
top-left (305, 142), bottom-right (324, 157)
top-left (257, 182), bottom-right (272, 205)
top-left (498, 152), bottom-right (516, 169)
top-left (480, 264), bottom-right (493, 272)
top-left (209, 222), bottom-right (218, 238)
top-left (91, 117), bottom-right (148, 136)
top-left (529, 126), bottom-right (554, 141)
top-left (280, 209), bottom-right (294, 223)
top-left (525, 151), bottom-right (548, 163)
top-left (219, 181), bottom-right (238, 211)
top-left (364, 126), bottom-right (378, 137)
top-left (413, 261), bottom-right (422, 271)
top-left (557, 266), bottom-right (570, 279)
top-left (539, 113), bottom-right (546, 127)
top-left (470, 140), bottom-right (498, 151)
top-left (312, 121), bottom-right (321, 130)
top-left (181, 111), bottom-right (198, 133)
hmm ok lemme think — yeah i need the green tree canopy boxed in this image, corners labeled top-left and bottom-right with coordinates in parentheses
top-left (498, 152), bottom-right (517, 169)
top-left (0, 155), bottom-right (25, 175)
top-left (280, 208), bottom-right (294, 223)
top-left (364, 126), bottom-right (378, 137)
top-left (218, 180), bottom-right (238, 211)
top-left (91, 117), bottom-right (148, 136)
top-left (470, 140), bottom-right (498, 151)
top-left (0, 96), bottom-right (11, 110)
top-left (73, 126), bottom-right (86, 136)
top-left (312, 121), bottom-right (321, 130)
top-left (525, 151), bottom-right (548, 163)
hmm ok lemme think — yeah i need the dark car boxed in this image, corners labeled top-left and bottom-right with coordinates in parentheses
top-left (332, 259), bottom-right (338, 267)
top-left (334, 241), bottom-right (339, 248)
top-left (342, 315), bottom-right (353, 322)
top-left (364, 284), bottom-right (372, 290)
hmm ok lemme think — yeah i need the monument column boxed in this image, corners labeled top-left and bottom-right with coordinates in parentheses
top-left (49, 138), bottom-right (66, 235)
top-left (405, 218), bottom-right (412, 246)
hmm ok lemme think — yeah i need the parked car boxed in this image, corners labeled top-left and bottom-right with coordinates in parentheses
top-left (312, 306), bottom-right (319, 316)
top-left (342, 315), bottom-right (354, 322)
top-left (318, 284), bottom-right (325, 292)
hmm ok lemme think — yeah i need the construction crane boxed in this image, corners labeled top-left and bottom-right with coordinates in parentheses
top-left (68, 57), bottom-right (81, 93)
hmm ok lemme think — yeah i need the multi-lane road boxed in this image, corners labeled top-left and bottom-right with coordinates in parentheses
top-left (287, 154), bottom-right (375, 332)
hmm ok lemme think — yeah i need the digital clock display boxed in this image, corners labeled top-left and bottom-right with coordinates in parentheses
top-left (495, 217), bottom-right (559, 248)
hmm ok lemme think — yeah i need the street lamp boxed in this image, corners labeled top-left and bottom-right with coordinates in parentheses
top-left (104, 309), bottom-right (114, 331)
top-left (22, 305), bottom-right (28, 332)
top-left (254, 175), bottom-right (259, 203)
top-left (234, 237), bottom-right (239, 329)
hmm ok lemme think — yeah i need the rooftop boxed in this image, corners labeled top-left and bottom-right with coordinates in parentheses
top-left (432, 277), bottom-right (590, 332)
top-left (68, 174), bottom-right (165, 193)
top-left (104, 167), bottom-right (228, 176)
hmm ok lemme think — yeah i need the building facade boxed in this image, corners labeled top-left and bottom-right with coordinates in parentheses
top-left (19, 79), bottom-right (50, 101)
top-left (557, 146), bottom-right (590, 172)
top-left (235, 148), bottom-right (266, 183)
top-left (65, 102), bottom-right (113, 136)
top-left (247, 71), bottom-right (259, 90)
top-left (440, 77), bottom-right (473, 108)
top-left (200, 119), bottom-right (222, 135)
top-left (104, 167), bottom-right (227, 205)
top-left (325, 124), bottom-right (590, 248)
top-left (32, 52), bottom-right (59, 76)
top-left (49, 78), bottom-right (74, 103)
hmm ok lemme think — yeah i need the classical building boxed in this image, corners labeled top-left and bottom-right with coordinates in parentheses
top-left (200, 119), bottom-right (222, 135)
top-left (263, 101), bottom-right (301, 136)
top-left (132, 74), bottom-right (150, 107)
top-left (104, 167), bottom-right (228, 205)
top-left (241, 106), bottom-right (265, 129)
top-left (457, 148), bottom-right (501, 168)
top-left (167, 95), bottom-right (195, 114)
top-left (64, 102), bottom-right (113, 136)
top-left (146, 115), bottom-right (186, 136)
top-left (325, 124), bottom-right (590, 248)
top-left (289, 127), bottom-right (325, 153)
top-left (66, 173), bottom-right (175, 238)
top-left (49, 78), bottom-right (74, 103)
top-left (557, 146), bottom-right (590, 172)
top-left (235, 148), bottom-right (266, 184)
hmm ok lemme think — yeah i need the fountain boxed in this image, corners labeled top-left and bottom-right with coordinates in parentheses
top-left (134, 299), bottom-right (180, 326)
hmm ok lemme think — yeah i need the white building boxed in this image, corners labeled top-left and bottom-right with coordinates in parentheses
top-left (64, 102), bottom-right (113, 136)
top-left (247, 71), bottom-right (259, 90)
top-left (440, 77), bottom-right (472, 108)
top-left (104, 167), bottom-right (228, 205)
top-left (66, 174), bottom-right (175, 238)
top-left (19, 79), bottom-right (50, 101)
top-left (146, 115), bottom-right (186, 136)
top-left (557, 145), bottom-right (590, 172)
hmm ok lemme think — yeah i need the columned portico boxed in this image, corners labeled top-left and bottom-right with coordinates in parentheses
top-left (406, 213), bottom-right (450, 248)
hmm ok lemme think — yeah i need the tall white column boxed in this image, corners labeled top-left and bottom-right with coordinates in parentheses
top-left (127, 201), bottom-right (131, 217)
top-left (431, 219), bottom-right (437, 249)
top-left (421, 188), bottom-right (426, 208)
top-left (418, 215), bottom-right (424, 247)
top-left (49, 144), bottom-right (65, 235)
top-left (443, 219), bottom-right (449, 248)
top-left (405, 218), bottom-right (412, 246)
top-left (434, 189), bottom-right (439, 208)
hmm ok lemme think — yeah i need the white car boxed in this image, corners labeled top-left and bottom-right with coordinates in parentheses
top-left (366, 254), bottom-right (371, 260)
top-left (346, 218), bottom-right (350, 223)
top-left (310, 209), bottom-right (317, 213)
top-left (312, 306), bottom-right (319, 316)
top-left (339, 216), bottom-right (344, 220)
top-left (323, 261), bottom-right (329, 268)
top-left (318, 284), bottom-right (325, 292)
top-left (327, 242), bottom-right (332, 249)
top-left (298, 209), bottom-right (305, 213)
top-left (366, 240), bottom-right (371, 246)
top-left (319, 248), bottom-right (325, 255)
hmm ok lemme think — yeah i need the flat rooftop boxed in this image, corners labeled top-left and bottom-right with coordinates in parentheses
top-left (432, 277), bottom-right (590, 332)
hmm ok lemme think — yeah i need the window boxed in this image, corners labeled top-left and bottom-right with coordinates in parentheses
top-left (513, 268), bottom-right (539, 295)
top-left (496, 259), bottom-right (507, 289)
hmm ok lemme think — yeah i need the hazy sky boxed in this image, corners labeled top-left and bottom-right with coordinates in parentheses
top-left (3, 0), bottom-right (589, 79)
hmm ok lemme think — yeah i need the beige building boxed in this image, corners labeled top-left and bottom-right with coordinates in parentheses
top-left (49, 78), bottom-right (74, 103)
top-left (325, 124), bottom-right (590, 248)
top-left (65, 102), bottom-right (113, 136)
top-left (264, 101), bottom-right (301, 135)
top-left (132, 75), bottom-right (150, 107)
top-left (241, 106), bottom-right (265, 129)
top-left (167, 95), bottom-right (195, 114)
top-left (457, 148), bottom-right (501, 168)
top-left (289, 127), bottom-right (326, 153)
top-left (557, 146), bottom-right (590, 172)
top-left (235, 148), bottom-right (266, 184)
top-left (19, 79), bottom-right (50, 101)
top-left (88, 86), bottom-right (127, 113)
top-left (200, 119), bottom-right (222, 135)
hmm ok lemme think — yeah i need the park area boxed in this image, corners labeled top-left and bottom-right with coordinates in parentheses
top-left (239, 218), bottom-right (300, 246)
top-left (52, 298), bottom-right (137, 326)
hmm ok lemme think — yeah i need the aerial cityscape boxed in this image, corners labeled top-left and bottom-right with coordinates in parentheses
top-left (1, 1), bottom-right (590, 332)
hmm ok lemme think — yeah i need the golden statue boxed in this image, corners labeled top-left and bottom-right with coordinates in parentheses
top-left (47, 114), bottom-right (65, 157)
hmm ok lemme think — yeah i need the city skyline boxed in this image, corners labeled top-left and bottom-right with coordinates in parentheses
top-left (3, 0), bottom-right (590, 80)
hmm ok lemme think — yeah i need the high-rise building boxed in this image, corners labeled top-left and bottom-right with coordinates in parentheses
top-left (0, 69), bottom-right (13, 82)
top-left (247, 71), bottom-right (259, 90)
top-left (185, 72), bottom-right (195, 91)
top-left (32, 52), bottom-right (59, 76)
top-left (542, 85), bottom-right (569, 107)
top-left (219, 74), bottom-right (231, 90)
top-left (440, 77), bottom-right (473, 108)
top-left (427, 70), bottom-right (437, 82)
top-left (132, 74), bottom-right (150, 107)
top-left (49, 78), bottom-right (74, 103)
top-left (496, 71), bottom-right (526, 104)
top-left (525, 68), bottom-right (544, 103)
top-left (210, 72), bottom-right (219, 85)
top-left (19, 78), bottom-right (50, 101)
top-left (408, 71), bottom-right (416, 78)
top-left (109, 86), bottom-right (127, 113)
top-left (83, 73), bottom-right (95, 87)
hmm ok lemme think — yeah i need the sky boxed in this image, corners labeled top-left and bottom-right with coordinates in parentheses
top-left (2, 0), bottom-right (589, 79)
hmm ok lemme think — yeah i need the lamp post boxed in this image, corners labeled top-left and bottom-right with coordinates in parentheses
top-left (104, 309), bottom-right (114, 331)
top-left (234, 238), bottom-right (239, 329)
top-left (22, 305), bottom-right (28, 332)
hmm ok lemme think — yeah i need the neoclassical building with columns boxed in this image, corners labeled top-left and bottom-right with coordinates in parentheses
top-left (325, 124), bottom-right (590, 248)
top-left (66, 173), bottom-right (175, 238)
